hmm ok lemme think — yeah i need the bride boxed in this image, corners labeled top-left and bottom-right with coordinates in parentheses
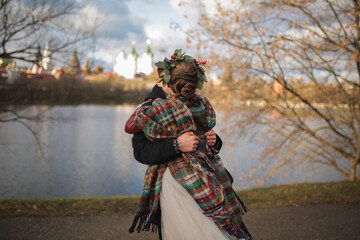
top-left (129, 49), bottom-right (252, 240)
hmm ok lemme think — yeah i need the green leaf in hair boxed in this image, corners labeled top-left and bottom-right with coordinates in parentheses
top-left (154, 49), bottom-right (208, 90)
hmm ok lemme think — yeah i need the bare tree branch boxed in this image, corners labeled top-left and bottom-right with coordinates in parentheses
top-left (183, 0), bottom-right (360, 181)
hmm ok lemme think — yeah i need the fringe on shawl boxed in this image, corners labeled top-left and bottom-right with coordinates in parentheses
top-left (234, 192), bottom-right (252, 239)
top-left (128, 208), bottom-right (161, 234)
top-left (240, 222), bottom-right (253, 240)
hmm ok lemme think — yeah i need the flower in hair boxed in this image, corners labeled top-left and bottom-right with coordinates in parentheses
top-left (155, 49), bottom-right (207, 90)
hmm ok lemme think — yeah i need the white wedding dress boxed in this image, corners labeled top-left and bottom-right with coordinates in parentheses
top-left (160, 168), bottom-right (243, 240)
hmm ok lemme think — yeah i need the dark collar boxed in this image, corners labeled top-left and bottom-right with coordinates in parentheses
top-left (144, 85), bottom-right (166, 103)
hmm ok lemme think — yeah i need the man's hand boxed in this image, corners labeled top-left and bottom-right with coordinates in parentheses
top-left (205, 129), bottom-right (217, 146)
top-left (177, 132), bottom-right (200, 152)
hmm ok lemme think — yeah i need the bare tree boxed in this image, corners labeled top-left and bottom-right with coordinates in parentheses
top-left (0, 0), bottom-right (101, 159)
top-left (182, 0), bottom-right (360, 181)
top-left (0, 0), bottom-right (100, 64)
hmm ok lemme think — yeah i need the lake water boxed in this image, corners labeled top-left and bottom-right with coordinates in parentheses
top-left (0, 105), bottom-right (346, 199)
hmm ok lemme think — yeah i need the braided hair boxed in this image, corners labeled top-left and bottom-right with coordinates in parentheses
top-left (169, 61), bottom-right (200, 105)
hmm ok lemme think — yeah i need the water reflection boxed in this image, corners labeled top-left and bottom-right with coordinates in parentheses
top-left (214, 110), bottom-right (347, 190)
top-left (0, 105), bottom-right (346, 199)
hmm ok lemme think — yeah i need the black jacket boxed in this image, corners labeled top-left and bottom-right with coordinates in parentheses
top-left (131, 85), bottom-right (222, 165)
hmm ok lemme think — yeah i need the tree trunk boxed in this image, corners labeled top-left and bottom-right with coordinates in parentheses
top-left (349, 159), bottom-right (359, 182)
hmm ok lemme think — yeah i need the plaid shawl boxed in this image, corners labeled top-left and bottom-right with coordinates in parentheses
top-left (129, 94), bottom-right (252, 240)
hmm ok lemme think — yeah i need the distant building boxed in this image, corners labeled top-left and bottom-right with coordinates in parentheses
top-left (70, 49), bottom-right (80, 73)
top-left (42, 40), bottom-right (52, 70)
top-left (31, 45), bottom-right (43, 74)
top-left (113, 39), bottom-right (153, 79)
top-left (273, 80), bottom-right (284, 96)
top-left (31, 41), bottom-right (52, 73)
top-left (81, 57), bottom-right (91, 74)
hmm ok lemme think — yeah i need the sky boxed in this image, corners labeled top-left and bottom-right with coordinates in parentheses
top-left (82, 0), bottom-right (196, 71)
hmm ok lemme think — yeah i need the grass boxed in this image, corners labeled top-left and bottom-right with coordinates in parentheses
top-left (237, 181), bottom-right (360, 209)
top-left (0, 195), bottom-right (140, 218)
top-left (1, 181), bottom-right (359, 218)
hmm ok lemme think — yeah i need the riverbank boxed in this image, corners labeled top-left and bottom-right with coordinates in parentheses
top-left (1, 181), bottom-right (359, 218)
top-left (0, 75), bottom-right (151, 105)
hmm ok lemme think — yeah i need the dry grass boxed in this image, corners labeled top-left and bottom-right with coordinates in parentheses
top-left (1, 181), bottom-right (359, 218)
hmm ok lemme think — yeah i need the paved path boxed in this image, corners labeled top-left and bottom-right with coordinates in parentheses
top-left (1, 203), bottom-right (359, 240)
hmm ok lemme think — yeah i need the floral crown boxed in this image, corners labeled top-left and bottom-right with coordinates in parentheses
top-left (155, 49), bottom-right (207, 90)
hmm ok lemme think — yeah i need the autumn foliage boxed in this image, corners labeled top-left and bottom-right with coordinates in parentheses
top-left (182, 0), bottom-right (360, 181)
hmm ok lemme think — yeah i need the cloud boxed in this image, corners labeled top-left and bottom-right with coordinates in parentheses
top-left (84, 0), bottom-right (146, 40)
top-left (170, 0), bottom-right (199, 19)
top-left (144, 24), bottom-right (189, 61)
top-left (169, 0), bottom-right (242, 23)
top-left (78, 0), bottom-right (200, 71)
top-left (98, 15), bottom-right (145, 40)
top-left (75, 0), bottom-right (148, 70)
